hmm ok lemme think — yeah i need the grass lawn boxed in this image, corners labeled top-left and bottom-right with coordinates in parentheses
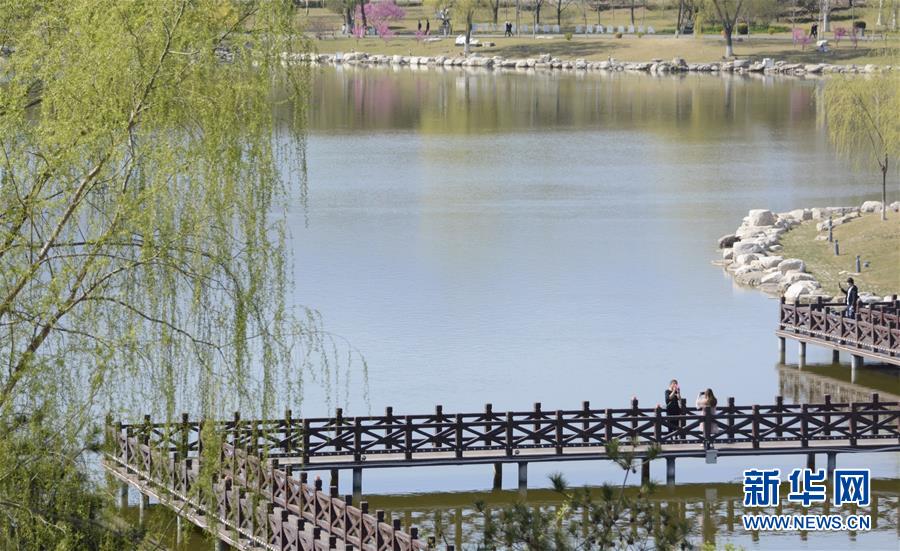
top-left (779, 213), bottom-right (900, 298)
top-left (299, 5), bottom-right (899, 64)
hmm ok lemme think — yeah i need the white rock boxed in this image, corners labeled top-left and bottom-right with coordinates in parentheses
top-left (789, 208), bottom-right (812, 221)
top-left (748, 209), bottom-right (776, 227)
top-left (785, 281), bottom-right (820, 300)
top-left (733, 241), bottom-right (764, 256)
top-left (735, 253), bottom-right (760, 266)
top-left (761, 271), bottom-right (783, 284)
top-left (722, 249), bottom-right (734, 260)
top-left (736, 270), bottom-right (765, 285)
top-left (782, 271), bottom-right (816, 285)
top-left (861, 200), bottom-right (883, 213)
top-left (758, 256), bottom-right (784, 269)
top-left (890, 201), bottom-right (900, 212)
top-left (778, 258), bottom-right (806, 274)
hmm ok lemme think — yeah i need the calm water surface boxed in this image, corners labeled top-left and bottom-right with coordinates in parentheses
top-left (283, 67), bottom-right (899, 548)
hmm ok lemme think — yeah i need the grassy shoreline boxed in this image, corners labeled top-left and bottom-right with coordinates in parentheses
top-left (780, 213), bottom-right (900, 298)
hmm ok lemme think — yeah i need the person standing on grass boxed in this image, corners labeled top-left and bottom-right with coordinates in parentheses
top-left (810, 23), bottom-right (818, 39)
top-left (418, 20), bottom-right (422, 33)
top-left (839, 277), bottom-right (859, 317)
top-left (425, 18), bottom-right (430, 36)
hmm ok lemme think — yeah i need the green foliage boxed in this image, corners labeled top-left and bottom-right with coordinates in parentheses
top-left (476, 440), bottom-right (693, 550)
top-left (0, 0), bottom-right (317, 547)
top-left (565, 32), bottom-right (574, 40)
top-left (824, 73), bottom-right (900, 219)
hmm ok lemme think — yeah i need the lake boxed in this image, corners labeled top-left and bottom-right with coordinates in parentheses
top-left (285, 66), bottom-right (899, 548)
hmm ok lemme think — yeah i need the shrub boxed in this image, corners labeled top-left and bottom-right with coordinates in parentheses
top-left (737, 22), bottom-right (749, 35)
top-left (615, 32), bottom-right (622, 38)
top-left (564, 32), bottom-right (573, 41)
top-left (768, 27), bottom-right (776, 35)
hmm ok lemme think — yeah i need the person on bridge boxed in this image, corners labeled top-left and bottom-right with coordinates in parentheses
top-left (695, 388), bottom-right (718, 412)
top-left (839, 277), bottom-right (859, 317)
top-left (665, 379), bottom-right (683, 436)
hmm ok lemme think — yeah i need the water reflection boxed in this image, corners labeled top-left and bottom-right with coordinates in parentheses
top-left (778, 363), bottom-right (900, 404)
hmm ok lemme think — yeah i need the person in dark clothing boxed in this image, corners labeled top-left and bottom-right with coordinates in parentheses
top-left (417, 20), bottom-right (422, 33)
top-left (810, 23), bottom-right (818, 39)
top-left (505, 21), bottom-right (513, 37)
top-left (839, 277), bottom-right (859, 317)
top-left (425, 18), bottom-right (430, 36)
top-left (665, 379), bottom-right (683, 437)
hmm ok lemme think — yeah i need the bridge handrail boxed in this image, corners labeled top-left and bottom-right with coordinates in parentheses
top-left (106, 433), bottom-right (430, 551)
top-left (109, 395), bottom-right (900, 465)
top-left (779, 298), bottom-right (900, 357)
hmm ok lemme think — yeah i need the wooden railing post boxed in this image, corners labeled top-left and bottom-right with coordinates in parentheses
top-left (604, 408), bottom-right (612, 443)
top-left (800, 404), bottom-right (809, 446)
top-left (849, 403), bottom-right (858, 447)
top-left (284, 408), bottom-right (293, 456)
top-left (405, 415), bottom-right (413, 460)
top-left (302, 419), bottom-right (311, 466)
top-left (727, 397), bottom-right (735, 439)
top-left (232, 411), bottom-right (241, 448)
top-left (582, 401), bottom-right (590, 444)
top-left (630, 397), bottom-right (639, 439)
top-left (703, 406), bottom-right (712, 448)
top-left (392, 519), bottom-right (402, 551)
top-left (360, 502), bottom-right (370, 542)
top-left (654, 406), bottom-right (662, 442)
top-left (354, 417), bottom-right (363, 462)
top-left (555, 410), bottom-right (563, 455)
top-left (775, 396), bottom-right (784, 438)
top-left (752, 405), bottom-right (760, 449)
top-left (484, 403), bottom-right (493, 448)
top-left (824, 394), bottom-right (832, 436)
top-left (385, 407), bottom-right (394, 451)
top-left (872, 393), bottom-right (880, 436)
top-left (532, 402), bottom-right (542, 446)
top-left (375, 510), bottom-right (386, 549)
top-left (335, 408), bottom-right (344, 455)
top-left (505, 411), bottom-right (513, 456)
top-left (455, 414), bottom-right (463, 459)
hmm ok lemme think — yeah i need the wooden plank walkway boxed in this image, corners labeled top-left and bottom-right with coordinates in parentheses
top-left (779, 299), bottom-right (900, 367)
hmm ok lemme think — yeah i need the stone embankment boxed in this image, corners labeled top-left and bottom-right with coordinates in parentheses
top-left (291, 52), bottom-right (893, 76)
top-left (715, 201), bottom-right (900, 302)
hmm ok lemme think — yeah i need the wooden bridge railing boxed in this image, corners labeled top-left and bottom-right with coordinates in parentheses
top-left (110, 394), bottom-right (900, 467)
top-left (106, 431), bottom-right (430, 551)
top-left (779, 298), bottom-right (900, 360)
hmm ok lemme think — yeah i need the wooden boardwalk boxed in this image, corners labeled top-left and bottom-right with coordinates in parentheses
top-left (778, 298), bottom-right (900, 367)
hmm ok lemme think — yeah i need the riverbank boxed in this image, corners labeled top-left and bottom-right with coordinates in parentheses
top-left (298, 49), bottom-right (894, 76)
top-left (313, 34), bottom-right (900, 67)
top-left (715, 202), bottom-right (900, 302)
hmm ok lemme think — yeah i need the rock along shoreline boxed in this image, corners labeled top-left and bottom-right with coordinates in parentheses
top-left (714, 201), bottom-right (900, 303)
top-left (293, 51), bottom-right (893, 77)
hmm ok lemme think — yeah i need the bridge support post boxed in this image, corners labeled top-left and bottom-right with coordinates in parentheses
top-left (826, 452), bottom-right (836, 478)
top-left (176, 516), bottom-right (182, 545)
top-left (118, 482), bottom-right (128, 509)
top-left (138, 492), bottom-right (148, 525)
top-left (851, 354), bottom-right (863, 370)
top-left (778, 337), bottom-right (786, 363)
top-left (832, 349), bottom-right (840, 364)
top-left (640, 460), bottom-right (650, 485)
top-left (329, 468), bottom-right (339, 490)
top-left (352, 468), bottom-right (362, 499)
top-left (798, 341), bottom-right (806, 368)
top-left (492, 463), bottom-right (502, 490)
top-left (666, 457), bottom-right (676, 486)
top-left (806, 453), bottom-right (815, 471)
top-left (517, 462), bottom-right (527, 493)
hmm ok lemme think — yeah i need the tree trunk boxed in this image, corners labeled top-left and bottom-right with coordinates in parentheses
top-left (630, 0), bottom-right (635, 25)
top-left (676, 0), bottom-right (684, 37)
top-left (822, 0), bottom-right (830, 32)
top-left (465, 15), bottom-right (472, 54)
top-left (724, 26), bottom-right (734, 57)
top-left (557, 3), bottom-right (562, 26)
top-left (882, 158), bottom-right (888, 221)
top-left (877, 0), bottom-right (884, 26)
top-left (493, 1), bottom-right (500, 25)
top-left (516, 0), bottom-right (520, 34)
top-left (536, 3), bottom-right (542, 25)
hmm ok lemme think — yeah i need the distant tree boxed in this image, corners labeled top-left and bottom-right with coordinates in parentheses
top-left (824, 74), bottom-right (900, 221)
top-left (704, 0), bottom-right (747, 57)
top-left (431, 0), bottom-right (489, 52)
top-left (554, 0), bottom-right (575, 26)
top-left (355, 0), bottom-right (406, 39)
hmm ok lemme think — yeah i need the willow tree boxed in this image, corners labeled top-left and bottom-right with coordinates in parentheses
top-left (824, 73), bottom-right (900, 221)
top-left (0, 0), bottom-right (315, 547)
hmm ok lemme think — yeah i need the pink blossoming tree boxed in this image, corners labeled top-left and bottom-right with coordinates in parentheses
top-left (353, 1), bottom-right (405, 41)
